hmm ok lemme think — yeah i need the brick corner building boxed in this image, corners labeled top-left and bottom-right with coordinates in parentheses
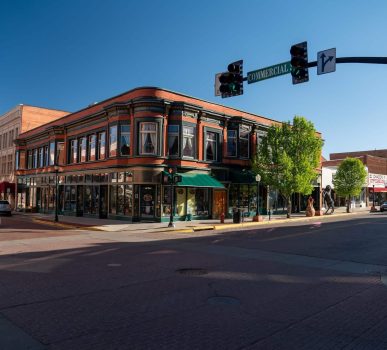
top-left (15, 87), bottom-right (322, 222)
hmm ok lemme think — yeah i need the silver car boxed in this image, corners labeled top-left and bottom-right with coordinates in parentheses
top-left (0, 200), bottom-right (12, 216)
top-left (380, 202), bottom-right (387, 212)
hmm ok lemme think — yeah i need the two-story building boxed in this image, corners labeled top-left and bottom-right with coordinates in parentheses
top-left (15, 87), bottom-right (319, 222)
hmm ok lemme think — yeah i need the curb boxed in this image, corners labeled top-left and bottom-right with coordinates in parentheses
top-left (164, 210), bottom-right (368, 234)
top-left (32, 218), bottom-right (102, 231)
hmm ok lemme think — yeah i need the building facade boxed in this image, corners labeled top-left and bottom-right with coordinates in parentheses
top-left (0, 105), bottom-right (69, 207)
top-left (322, 150), bottom-right (387, 207)
top-left (15, 87), bottom-right (321, 222)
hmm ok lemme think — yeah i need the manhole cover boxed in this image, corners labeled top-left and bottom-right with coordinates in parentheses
top-left (176, 268), bottom-right (207, 275)
top-left (207, 296), bottom-right (240, 306)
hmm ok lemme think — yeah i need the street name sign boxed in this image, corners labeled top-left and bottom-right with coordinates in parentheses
top-left (247, 61), bottom-right (291, 84)
top-left (317, 48), bottom-right (336, 75)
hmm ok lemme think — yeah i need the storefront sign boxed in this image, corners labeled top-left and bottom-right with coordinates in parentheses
top-left (368, 173), bottom-right (387, 188)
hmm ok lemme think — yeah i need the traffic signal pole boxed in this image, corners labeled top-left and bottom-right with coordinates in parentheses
top-left (307, 56), bottom-right (387, 68)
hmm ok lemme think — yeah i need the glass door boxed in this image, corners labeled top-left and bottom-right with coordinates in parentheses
top-left (140, 185), bottom-right (155, 219)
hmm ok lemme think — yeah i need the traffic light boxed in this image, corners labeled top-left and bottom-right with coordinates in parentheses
top-left (290, 42), bottom-right (308, 84)
top-left (219, 60), bottom-right (243, 98)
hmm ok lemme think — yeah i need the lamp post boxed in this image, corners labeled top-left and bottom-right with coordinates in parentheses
top-left (253, 174), bottom-right (262, 222)
top-left (167, 168), bottom-right (182, 228)
top-left (54, 165), bottom-right (59, 222)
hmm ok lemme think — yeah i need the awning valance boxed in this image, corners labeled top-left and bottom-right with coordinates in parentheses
top-left (0, 181), bottom-right (15, 193)
top-left (371, 187), bottom-right (387, 193)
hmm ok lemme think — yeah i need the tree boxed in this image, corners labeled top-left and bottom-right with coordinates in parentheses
top-left (333, 157), bottom-right (367, 213)
top-left (252, 116), bottom-right (323, 218)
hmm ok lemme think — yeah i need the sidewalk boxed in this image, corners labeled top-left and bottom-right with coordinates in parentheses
top-left (15, 206), bottom-right (372, 234)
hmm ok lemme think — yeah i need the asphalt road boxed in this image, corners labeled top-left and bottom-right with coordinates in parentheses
top-left (0, 213), bottom-right (387, 349)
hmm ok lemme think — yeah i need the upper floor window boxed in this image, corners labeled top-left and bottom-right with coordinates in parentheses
top-left (183, 126), bottom-right (195, 158)
top-left (0, 135), bottom-right (2, 150)
top-left (206, 131), bottom-right (218, 161)
top-left (38, 147), bottom-right (44, 168)
top-left (109, 125), bottom-right (118, 157)
top-left (49, 141), bottom-right (55, 165)
top-left (98, 132), bottom-right (106, 160)
top-left (139, 122), bottom-right (157, 155)
top-left (69, 139), bottom-right (77, 164)
top-left (15, 151), bottom-right (19, 170)
top-left (44, 145), bottom-right (49, 166)
top-left (79, 137), bottom-right (86, 162)
top-left (227, 130), bottom-right (237, 157)
top-left (88, 134), bottom-right (96, 161)
top-left (239, 127), bottom-right (250, 158)
top-left (120, 125), bottom-right (130, 156)
top-left (168, 125), bottom-right (179, 157)
top-left (33, 149), bottom-right (38, 168)
top-left (56, 142), bottom-right (65, 165)
top-left (27, 150), bottom-right (33, 169)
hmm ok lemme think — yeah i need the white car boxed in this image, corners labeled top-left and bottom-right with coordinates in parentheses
top-left (0, 200), bottom-right (12, 216)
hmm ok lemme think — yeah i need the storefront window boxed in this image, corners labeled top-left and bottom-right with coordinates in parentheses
top-left (227, 130), bottom-right (237, 157)
top-left (239, 128), bottom-right (250, 158)
top-left (88, 134), bottom-right (96, 161)
top-left (109, 125), bottom-right (118, 157)
top-left (162, 186), bottom-right (172, 216)
top-left (79, 137), bottom-right (86, 162)
top-left (206, 131), bottom-right (217, 161)
top-left (139, 122), bottom-right (157, 155)
top-left (120, 125), bottom-right (130, 156)
top-left (109, 185), bottom-right (117, 214)
top-left (182, 126), bottom-right (195, 158)
top-left (98, 132), bottom-right (106, 160)
top-left (49, 141), bottom-right (55, 165)
top-left (117, 185), bottom-right (125, 214)
top-left (168, 125), bottom-right (179, 157)
top-left (229, 184), bottom-right (239, 210)
top-left (249, 185), bottom-right (257, 213)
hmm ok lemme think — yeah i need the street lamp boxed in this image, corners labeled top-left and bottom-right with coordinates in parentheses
top-left (253, 174), bottom-right (262, 222)
top-left (54, 165), bottom-right (59, 222)
top-left (167, 168), bottom-right (182, 228)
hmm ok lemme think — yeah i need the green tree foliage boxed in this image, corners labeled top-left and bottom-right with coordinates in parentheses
top-left (252, 116), bottom-right (323, 218)
top-left (333, 157), bottom-right (367, 213)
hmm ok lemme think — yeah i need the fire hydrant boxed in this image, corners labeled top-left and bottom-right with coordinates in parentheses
top-left (220, 212), bottom-right (225, 223)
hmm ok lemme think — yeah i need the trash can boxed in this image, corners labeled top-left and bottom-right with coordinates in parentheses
top-left (233, 209), bottom-right (242, 223)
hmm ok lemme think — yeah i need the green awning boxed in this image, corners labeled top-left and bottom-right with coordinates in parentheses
top-left (163, 171), bottom-right (225, 188)
top-left (177, 173), bottom-right (224, 188)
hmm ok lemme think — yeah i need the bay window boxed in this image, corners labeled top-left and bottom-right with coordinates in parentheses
top-left (88, 134), bottom-right (96, 161)
top-left (168, 125), bottom-right (179, 156)
top-left (120, 125), bottom-right (130, 156)
top-left (79, 137), bottom-right (86, 162)
top-left (139, 122), bottom-right (157, 155)
top-left (205, 131), bottom-right (218, 161)
top-left (98, 132), bottom-right (106, 160)
top-left (239, 127), bottom-right (250, 158)
top-left (227, 130), bottom-right (237, 157)
top-left (109, 125), bottom-right (118, 157)
top-left (182, 126), bottom-right (195, 158)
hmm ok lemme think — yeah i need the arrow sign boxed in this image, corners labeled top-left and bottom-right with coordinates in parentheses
top-left (317, 48), bottom-right (336, 75)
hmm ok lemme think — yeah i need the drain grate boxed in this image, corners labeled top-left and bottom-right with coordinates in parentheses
top-left (176, 268), bottom-right (208, 275)
top-left (207, 296), bottom-right (240, 306)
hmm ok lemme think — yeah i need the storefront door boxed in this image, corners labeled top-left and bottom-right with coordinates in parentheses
top-left (213, 190), bottom-right (227, 219)
top-left (139, 185), bottom-right (155, 219)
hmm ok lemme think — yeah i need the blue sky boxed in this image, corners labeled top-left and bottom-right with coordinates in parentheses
top-left (1, 0), bottom-right (386, 158)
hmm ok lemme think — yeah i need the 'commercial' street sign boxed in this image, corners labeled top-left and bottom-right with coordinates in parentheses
top-left (247, 61), bottom-right (291, 84)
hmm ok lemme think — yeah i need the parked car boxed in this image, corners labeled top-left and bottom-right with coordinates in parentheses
top-left (0, 200), bottom-right (12, 216)
top-left (381, 202), bottom-right (387, 212)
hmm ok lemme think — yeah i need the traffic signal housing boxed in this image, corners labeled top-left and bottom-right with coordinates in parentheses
top-left (219, 60), bottom-right (243, 98)
top-left (290, 42), bottom-right (308, 84)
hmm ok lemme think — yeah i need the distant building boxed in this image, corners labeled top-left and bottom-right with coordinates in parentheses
top-left (0, 105), bottom-right (69, 207)
top-left (322, 149), bottom-right (387, 207)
